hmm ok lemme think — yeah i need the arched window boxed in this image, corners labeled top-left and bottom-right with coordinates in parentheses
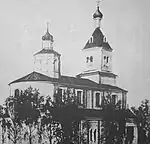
top-left (95, 93), bottom-right (101, 107)
top-left (106, 56), bottom-right (109, 63)
top-left (112, 95), bottom-right (118, 105)
top-left (90, 37), bottom-right (92, 43)
top-left (94, 129), bottom-right (97, 142)
top-left (103, 36), bottom-right (107, 43)
top-left (104, 56), bottom-right (106, 59)
top-left (14, 89), bottom-right (20, 97)
top-left (89, 36), bottom-right (93, 43)
top-left (90, 129), bottom-right (93, 142)
top-left (86, 57), bottom-right (89, 63)
top-left (90, 56), bottom-right (93, 62)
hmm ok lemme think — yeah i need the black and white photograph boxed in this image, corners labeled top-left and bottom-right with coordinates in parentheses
top-left (0, 0), bottom-right (149, 143)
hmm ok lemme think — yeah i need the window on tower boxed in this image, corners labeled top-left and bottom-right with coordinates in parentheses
top-left (106, 56), bottom-right (109, 63)
top-left (86, 57), bottom-right (89, 63)
top-left (103, 36), bottom-right (107, 43)
top-left (90, 56), bottom-right (93, 62)
top-left (89, 36), bottom-right (93, 43)
top-left (104, 56), bottom-right (107, 65)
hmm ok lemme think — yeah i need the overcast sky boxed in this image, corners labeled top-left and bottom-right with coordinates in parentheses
top-left (0, 0), bottom-right (150, 107)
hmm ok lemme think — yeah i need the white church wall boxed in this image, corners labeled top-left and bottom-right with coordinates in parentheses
top-left (10, 82), bottom-right (55, 100)
top-left (101, 76), bottom-right (116, 85)
top-left (83, 47), bottom-right (102, 72)
top-left (34, 54), bottom-right (55, 78)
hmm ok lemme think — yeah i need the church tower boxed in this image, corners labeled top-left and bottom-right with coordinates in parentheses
top-left (77, 1), bottom-right (117, 85)
top-left (34, 23), bottom-right (61, 78)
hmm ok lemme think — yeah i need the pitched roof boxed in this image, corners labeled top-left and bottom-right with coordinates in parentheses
top-left (34, 49), bottom-right (61, 56)
top-left (77, 71), bottom-right (118, 78)
top-left (9, 71), bottom-right (54, 85)
top-left (78, 109), bottom-right (135, 119)
top-left (83, 27), bottom-right (112, 51)
top-left (9, 71), bottom-right (127, 92)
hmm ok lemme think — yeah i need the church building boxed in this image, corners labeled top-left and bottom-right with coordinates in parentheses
top-left (9, 2), bottom-right (138, 144)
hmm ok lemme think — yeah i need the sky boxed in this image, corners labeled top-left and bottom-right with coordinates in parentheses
top-left (0, 0), bottom-right (150, 107)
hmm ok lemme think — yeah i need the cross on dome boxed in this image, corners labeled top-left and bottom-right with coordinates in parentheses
top-left (46, 21), bottom-right (50, 32)
top-left (96, 0), bottom-right (100, 7)
top-left (42, 21), bottom-right (54, 42)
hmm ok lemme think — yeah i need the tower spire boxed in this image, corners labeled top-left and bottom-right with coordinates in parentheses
top-left (93, 0), bottom-right (103, 28)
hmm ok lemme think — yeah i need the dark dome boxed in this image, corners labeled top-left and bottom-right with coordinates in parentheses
top-left (93, 6), bottom-right (103, 19)
top-left (42, 30), bottom-right (54, 41)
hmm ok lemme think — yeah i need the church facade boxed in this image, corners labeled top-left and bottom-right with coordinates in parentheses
top-left (9, 2), bottom-right (138, 144)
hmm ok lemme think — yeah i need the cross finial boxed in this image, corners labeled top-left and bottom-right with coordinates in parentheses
top-left (96, 0), bottom-right (100, 7)
top-left (46, 21), bottom-right (50, 32)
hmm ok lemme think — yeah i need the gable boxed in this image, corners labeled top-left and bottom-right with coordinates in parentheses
top-left (9, 71), bottom-right (127, 93)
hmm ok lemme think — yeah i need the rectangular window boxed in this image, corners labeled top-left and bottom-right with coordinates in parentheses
top-left (122, 93), bottom-right (127, 109)
top-left (57, 87), bottom-right (67, 103)
top-left (112, 95), bottom-right (117, 105)
top-left (56, 88), bottom-right (62, 103)
top-left (77, 91), bottom-right (83, 105)
top-left (95, 93), bottom-right (101, 107)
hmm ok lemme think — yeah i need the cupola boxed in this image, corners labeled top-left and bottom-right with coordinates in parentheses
top-left (42, 22), bottom-right (54, 49)
top-left (93, 6), bottom-right (103, 19)
top-left (93, 1), bottom-right (103, 28)
top-left (42, 28), bottom-right (54, 42)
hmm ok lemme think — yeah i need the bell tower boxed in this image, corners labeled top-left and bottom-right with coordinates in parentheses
top-left (77, 1), bottom-right (117, 85)
top-left (34, 22), bottom-right (61, 78)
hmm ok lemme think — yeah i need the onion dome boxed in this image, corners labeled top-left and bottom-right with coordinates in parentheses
top-left (42, 28), bottom-right (54, 42)
top-left (93, 6), bottom-right (103, 19)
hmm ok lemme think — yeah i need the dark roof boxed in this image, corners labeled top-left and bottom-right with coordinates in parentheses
top-left (9, 71), bottom-right (127, 92)
top-left (83, 27), bottom-right (112, 51)
top-left (93, 6), bottom-right (103, 19)
top-left (57, 108), bottom-right (135, 119)
top-left (77, 71), bottom-right (117, 78)
top-left (34, 49), bottom-right (61, 56)
top-left (81, 109), bottom-right (135, 119)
